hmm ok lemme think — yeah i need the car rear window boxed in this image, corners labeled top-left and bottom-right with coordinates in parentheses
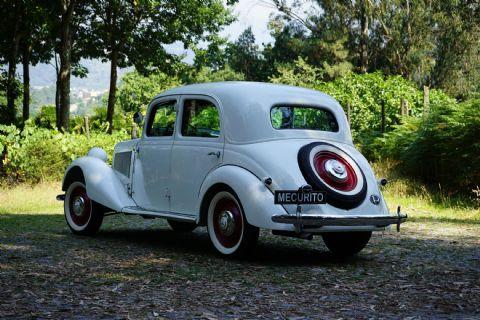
top-left (270, 105), bottom-right (339, 132)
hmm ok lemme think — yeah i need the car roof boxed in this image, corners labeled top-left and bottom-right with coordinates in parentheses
top-left (153, 81), bottom-right (352, 145)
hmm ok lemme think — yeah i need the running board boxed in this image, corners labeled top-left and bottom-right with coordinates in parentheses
top-left (121, 206), bottom-right (196, 223)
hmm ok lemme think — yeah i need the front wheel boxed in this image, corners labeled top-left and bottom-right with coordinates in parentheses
top-left (322, 231), bottom-right (372, 256)
top-left (207, 190), bottom-right (259, 256)
top-left (64, 181), bottom-right (104, 235)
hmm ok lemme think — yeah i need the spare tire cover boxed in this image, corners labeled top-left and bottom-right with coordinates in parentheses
top-left (298, 142), bottom-right (367, 210)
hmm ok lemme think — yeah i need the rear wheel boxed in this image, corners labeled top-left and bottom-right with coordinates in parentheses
top-left (64, 181), bottom-right (104, 235)
top-left (167, 219), bottom-right (197, 232)
top-left (207, 190), bottom-right (259, 256)
top-left (322, 231), bottom-right (372, 256)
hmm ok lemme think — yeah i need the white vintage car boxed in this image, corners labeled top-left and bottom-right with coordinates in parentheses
top-left (59, 82), bottom-right (406, 256)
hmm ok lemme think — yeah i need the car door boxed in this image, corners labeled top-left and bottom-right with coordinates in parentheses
top-left (131, 98), bottom-right (178, 212)
top-left (170, 95), bottom-right (224, 216)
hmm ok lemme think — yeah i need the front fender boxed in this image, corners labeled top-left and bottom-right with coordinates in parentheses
top-left (198, 165), bottom-right (293, 231)
top-left (62, 156), bottom-right (136, 211)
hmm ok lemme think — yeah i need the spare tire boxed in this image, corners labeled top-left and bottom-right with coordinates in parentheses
top-left (298, 142), bottom-right (367, 209)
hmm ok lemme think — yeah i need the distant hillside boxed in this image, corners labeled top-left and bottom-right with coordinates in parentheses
top-left (22, 59), bottom-right (131, 90)
top-left (23, 59), bottom-right (131, 115)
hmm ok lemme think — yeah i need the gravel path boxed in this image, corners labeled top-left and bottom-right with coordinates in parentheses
top-left (1, 214), bottom-right (479, 319)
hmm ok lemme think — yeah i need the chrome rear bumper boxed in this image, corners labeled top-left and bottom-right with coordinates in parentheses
top-left (272, 211), bottom-right (407, 232)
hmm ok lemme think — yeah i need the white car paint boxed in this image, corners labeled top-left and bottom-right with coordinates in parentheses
top-left (62, 81), bottom-right (397, 234)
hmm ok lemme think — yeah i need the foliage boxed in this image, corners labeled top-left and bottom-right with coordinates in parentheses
top-left (225, 27), bottom-right (272, 81)
top-left (0, 122), bottom-right (128, 182)
top-left (187, 66), bottom-right (244, 84)
top-left (270, 0), bottom-right (480, 99)
top-left (192, 34), bottom-right (229, 71)
top-left (376, 99), bottom-right (480, 193)
top-left (33, 105), bottom-right (57, 129)
top-left (83, 0), bottom-right (236, 132)
top-left (264, 17), bottom-right (353, 80)
top-left (32, 104), bottom-right (133, 135)
top-left (116, 70), bottom-right (181, 113)
top-left (0, 71), bottom-right (22, 125)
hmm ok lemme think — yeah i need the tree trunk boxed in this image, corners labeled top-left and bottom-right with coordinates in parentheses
top-left (58, 0), bottom-right (76, 132)
top-left (359, 1), bottom-right (369, 73)
top-left (106, 49), bottom-right (118, 134)
top-left (55, 55), bottom-right (61, 129)
top-left (22, 44), bottom-right (31, 122)
top-left (6, 17), bottom-right (22, 124)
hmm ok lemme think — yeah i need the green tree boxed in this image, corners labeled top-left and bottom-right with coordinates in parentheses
top-left (188, 66), bottom-right (244, 84)
top-left (19, 3), bottom-right (53, 123)
top-left (270, 0), bottom-right (480, 98)
top-left (85, 0), bottom-right (236, 133)
top-left (227, 27), bottom-right (271, 81)
top-left (0, 0), bottom-right (26, 124)
top-left (40, 0), bottom-right (92, 132)
top-left (116, 70), bottom-right (181, 113)
top-left (192, 35), bottom-right (229, 71)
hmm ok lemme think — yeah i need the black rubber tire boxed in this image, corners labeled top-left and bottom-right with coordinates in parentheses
top-left (297, 142), bottom-right (367, 210)
top-left (322, 231), bottom-right (372, 256)
top-left (64, 181), bottom-right (105, 236)
top-left (167, 219), bottom-right (197, 232)
top-left (207, 188), bottom-right (259, 257)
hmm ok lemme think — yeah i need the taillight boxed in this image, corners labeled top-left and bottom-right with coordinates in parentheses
top-left (313, 151), bottom-right (357, 192)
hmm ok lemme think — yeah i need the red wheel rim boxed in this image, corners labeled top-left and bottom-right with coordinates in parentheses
top-left (68, 185), bottom-right (92, 226)
top-left (213, 198), bottom-right (243, 248)
top-left (313, 151), bottom-right (357, 192)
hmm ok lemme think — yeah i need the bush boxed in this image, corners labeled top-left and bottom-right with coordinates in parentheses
top-left (34, 105), bottom-right (57, 129)
top-left (33, 105), bottom-right (135, 136)
top-left (376, 99), bottom-right (480, 193)
top-left (0, 122), bottom-right (129, 183)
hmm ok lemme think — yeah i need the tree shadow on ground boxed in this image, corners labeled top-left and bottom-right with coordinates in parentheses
top-left (1, 213), bottom-right (479, 270)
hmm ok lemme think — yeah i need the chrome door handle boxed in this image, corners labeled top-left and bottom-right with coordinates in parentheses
top-left (208, 151), bottom-right (221, 158)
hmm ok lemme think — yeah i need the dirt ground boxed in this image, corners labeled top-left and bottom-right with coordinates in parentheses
top-left (0, 213), bottom-right (479, 319)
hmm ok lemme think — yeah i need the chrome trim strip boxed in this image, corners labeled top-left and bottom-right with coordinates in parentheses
top-left (121, 206), bottom-right (197, 222)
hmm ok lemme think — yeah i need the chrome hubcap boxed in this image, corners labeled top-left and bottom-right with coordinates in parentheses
top-left (218, 210), bottom-right (235, 236)
top-left (72, 196), bottom-right (85, 216)
top-left (324, 159), bottom-right (347, 182)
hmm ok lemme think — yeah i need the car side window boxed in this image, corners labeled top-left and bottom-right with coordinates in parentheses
top-left (181, 99), bottom-right (220, 138)
top-left (146, 101), bottom-right (176, 137)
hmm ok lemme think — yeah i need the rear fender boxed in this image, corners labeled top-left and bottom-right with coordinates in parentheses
top-left (197, 165), bottom-right (293, 231)
top-left (62, 156), bottom-right (136, 211)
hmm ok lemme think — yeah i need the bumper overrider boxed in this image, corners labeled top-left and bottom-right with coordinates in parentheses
top-left (272, 207), bottom-right (407, 232)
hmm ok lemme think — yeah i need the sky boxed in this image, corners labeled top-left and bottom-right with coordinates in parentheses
top-left (223, 0), bottom-right (277, 44)
top-left (166, 0), bottom-right (278, 59)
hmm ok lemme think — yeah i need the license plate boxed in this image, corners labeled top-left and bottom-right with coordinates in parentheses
top-left (274, 190), bottom-right (326, 205)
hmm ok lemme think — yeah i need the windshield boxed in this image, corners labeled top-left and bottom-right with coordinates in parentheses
top-left (270, 105), bottom-right (339, 132)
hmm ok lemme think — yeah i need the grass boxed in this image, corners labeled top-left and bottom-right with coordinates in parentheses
top-left (1, 180), bottom-right (478, 225)
top-left (0, 181), bottom-right (62, 214)
top-left (372, 161), bottom-right (480, 224)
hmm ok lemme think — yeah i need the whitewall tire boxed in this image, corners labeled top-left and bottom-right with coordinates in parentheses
top-left (64, 181), bottom-right (104, 235)
top-left (207, 190), bottom-right (259, 256)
